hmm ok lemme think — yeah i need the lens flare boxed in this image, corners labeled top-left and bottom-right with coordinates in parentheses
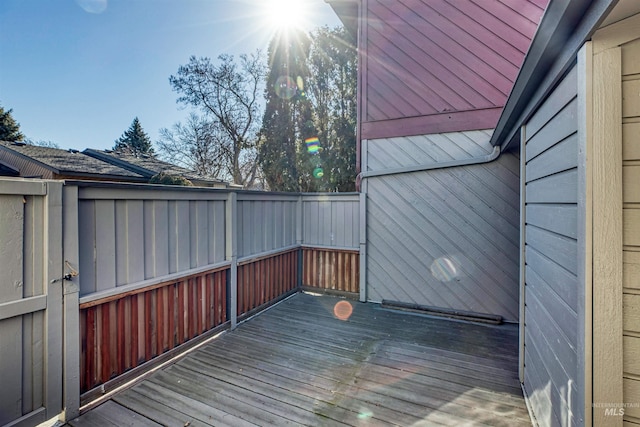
top-left (274, 75), bottom-right (297, 100)
top-left (313, 167), bottom-right (324, 178)
top-left (333, 300), bottom-right (353, 321)
top-left (430, 257), bottom-right (459, 282)
top-left (305, 137), bottom-right (320, 154)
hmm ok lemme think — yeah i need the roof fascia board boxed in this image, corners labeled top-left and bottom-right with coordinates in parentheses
top-left (491, 0), bottom-right (618, 149)
top-left (0, 144), bottom-right (62, 174)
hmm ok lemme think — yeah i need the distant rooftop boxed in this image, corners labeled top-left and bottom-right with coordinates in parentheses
top-left (83, 149), bottom-right (227, 186)
top-left (0, 141), bottom-right (145, 179)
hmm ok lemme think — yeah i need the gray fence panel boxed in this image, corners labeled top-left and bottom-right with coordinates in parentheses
top-left (0, 179), bottom-right (63, 427)
top-left (78, 189), bottom-right (227, 296)
top-left (301, 195), bottom-right (360, 249)
top-left (236, 198), bottom-right (298, 257)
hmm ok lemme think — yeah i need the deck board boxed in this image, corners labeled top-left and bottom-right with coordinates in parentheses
top-left (68, 293), bottom-right (530, 426)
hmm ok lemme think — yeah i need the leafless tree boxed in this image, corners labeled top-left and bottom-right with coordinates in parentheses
top-left (157, 113), bottom-right (231, 181)
top-left (169, 52), bottom-right (265, 188)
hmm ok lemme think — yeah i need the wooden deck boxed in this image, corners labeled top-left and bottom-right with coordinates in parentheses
top-left (67, 293), bottom-right (531, 426)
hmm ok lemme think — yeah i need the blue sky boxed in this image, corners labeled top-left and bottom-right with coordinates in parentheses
top-left (0, 0), bottom-right (341, 151)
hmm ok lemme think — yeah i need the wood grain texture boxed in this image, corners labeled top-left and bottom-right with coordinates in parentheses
top-left (73, 293), bottom-right (530, 427)
top-left (79, 268), bottom-right (228, 394)
top-left (302, 248), bottom-right (359, 294)
top-left (236, 250), bottom-right (298, 317)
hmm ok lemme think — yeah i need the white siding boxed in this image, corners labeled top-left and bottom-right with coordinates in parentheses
top-left (364, 129), bottom-right (521, 321)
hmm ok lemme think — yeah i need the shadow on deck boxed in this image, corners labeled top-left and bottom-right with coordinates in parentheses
top-left (67, 293), bottom-right (530, 426)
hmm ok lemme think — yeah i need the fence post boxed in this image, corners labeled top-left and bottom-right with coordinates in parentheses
top-left (226, 191), bottom-right (238, 329)
top-left (61, 184), bottom-right (80, 421)
top-left (296, 195), bottom-right (303, 288)
top-left (45, 181), bottom-right (64, 421)
top-left (359, 191), bottom-right (367, 302)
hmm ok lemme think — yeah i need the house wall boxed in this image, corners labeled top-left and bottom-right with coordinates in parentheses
top-left (522, 65), bottom-right (580, 426)
top-left (363, 129), bottom-right (520, 321)
top-left (359, 0), bottom-right (546, 141)
top-left (0, 148), bottom-right (54, 179)
top-left (621, 36), bottom-right (640, 422)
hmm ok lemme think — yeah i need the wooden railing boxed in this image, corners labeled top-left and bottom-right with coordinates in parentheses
top-left (62, 184), bottom-right (362, 411)
top-left (79, 267), bottom-right (228, 394)
top-left (237, 249), bottom-right (299, 318)
top-left (302, 247), bottom-right (359, 295)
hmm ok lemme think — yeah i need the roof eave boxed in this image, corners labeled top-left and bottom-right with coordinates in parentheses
top-left (325, 0), bottom-right (358, 38)
top-left (490, 0), bottom-right (618, 149)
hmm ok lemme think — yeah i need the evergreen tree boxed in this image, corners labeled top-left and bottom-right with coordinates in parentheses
top-left (113, 117), bottom-right (154, 155)
top-left (308, 26), bottom-right (357, 192)
top-left (0, 105), bottom-right (25, 142)
top-left (260, 29), bottom-right (318, 192)
top-left (260, 26), bottom-right (357, 192)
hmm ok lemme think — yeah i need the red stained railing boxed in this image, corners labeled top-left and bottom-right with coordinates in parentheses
top-left (237, 249), bottom-right (298, 317)
top-left (79, 268), bottom-right (227, 393)
top-left (302, 247), bottom-right (359, 294)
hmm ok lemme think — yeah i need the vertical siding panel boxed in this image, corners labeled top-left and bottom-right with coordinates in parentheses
top-left (154, 200), bottom-right (169, 277)
top-left (127, 201), bottom-right (145, 283)
top-left (168, 201), bottom-right (177, 274)
top-left (208, 202), bottom-right (216, 264)
top-left (143, 201), bottom-right (155, 279)
top-left (189, 201), bottom-right (197, 269)
top-left (78, 201), bottom-right (96, 295)
top-left (95, 200), bottom-right (116, 292)
top-left (115, 201), bottom-right (128, 286)
top-left (197, 201), bottom-right (209, 267)
top-left (177, 201), bottom-right (190, 272)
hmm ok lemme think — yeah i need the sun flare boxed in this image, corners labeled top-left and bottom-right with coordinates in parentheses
top-left (264, 0), bottom-right (309, 31)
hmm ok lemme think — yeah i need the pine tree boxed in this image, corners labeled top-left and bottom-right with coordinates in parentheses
top-left (0, 105), bottom-right (25, 142)
top-left (260, 29), bottom-right (318, 192)
top-left (113, 117), bottom-right (154, 155)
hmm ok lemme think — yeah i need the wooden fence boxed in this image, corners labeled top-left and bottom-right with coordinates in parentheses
top-left (3, 180), bottom-right (362, 420)
top-left (79, 267), bottom-right (228, 393)
top-left (70, 186), bottom-right (362, 401)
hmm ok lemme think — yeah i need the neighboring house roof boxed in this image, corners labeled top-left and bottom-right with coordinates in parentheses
top-left (0, 160), bottom-right (19, 176)
top-left (0, 141), bottom-right (146, 180)
top-left (83, 149), bottom-right (227, 187)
